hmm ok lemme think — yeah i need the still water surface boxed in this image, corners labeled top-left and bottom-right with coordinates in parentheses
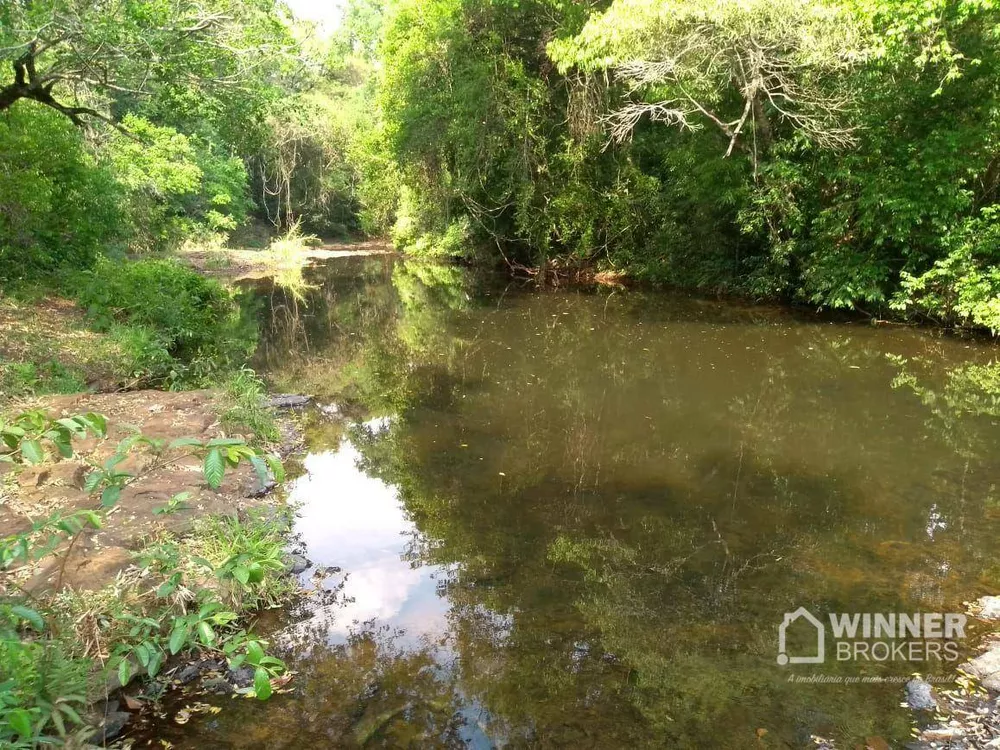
top-left (165, 256), bottom-right (1000, 747)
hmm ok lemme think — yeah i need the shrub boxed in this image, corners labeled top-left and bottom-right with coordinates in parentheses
top-left (74, 258), bottom-right (257, 382)
top-left (104, 324), bottom-right (175, 384)
top-left (0, 361), bottom-right (87, 400)
top-left (891, 208), bottom-right (1000, 331)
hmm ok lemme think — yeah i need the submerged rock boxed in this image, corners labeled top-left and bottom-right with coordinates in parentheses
top-left (318, 402), bottom-right (341, 418)
top-left (244, 477), bottom-right (277, 499)
top-left (227, 665), bottom-right (255, 688)
top-left (964, 642), bottom-right (1000, 690)
top-left (286, 553), bottom-right (311, 574)
top-left (202, 676), bottom-right (234, 694)
top-left (176, 663), bottom-right (203, 685)
top-left (971, 595), bottom-right (1000, 621)
top-left (91, 710), bottom-right (130, 743)
top-left (268, 394), bottom-right (312, 409)
top-left (905, 678), bottom-right (938, 710)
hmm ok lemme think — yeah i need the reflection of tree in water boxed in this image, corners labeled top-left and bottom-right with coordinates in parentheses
top-left (887, 355), bottom-right (1000, 591)
top-left (159, 624), bottom-right (469, 748)
top-left (245, 259), bottom-right (1000, 747)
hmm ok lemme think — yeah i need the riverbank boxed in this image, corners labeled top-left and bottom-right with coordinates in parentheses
top-left (0, 384), bottom-right (305, 744)
top-left (0, 254), bottom-right (316, 744)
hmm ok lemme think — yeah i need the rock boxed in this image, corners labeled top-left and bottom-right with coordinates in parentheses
top-left (964, 642), bottom-right (1000, 690)
top-left (104, 655), bottom-right (139, 692)
top-left (921, 727), bottom-right (965, 742)
top-left (91, 711), bottom-right (131, 743)
top-left (286, 553), bottom-right (310, 574)
top-left (227, 665), bottom-right (255, 688)
top-left (905, 678), bottom-right (937, 710)
top-left (175, 663), bottom-right (203, 685)
top-left (17, 467), bottom-right (50, 488)
top-left (256, 504), bottom-right (292, 529)
top-left (318, 403), bottom-right (341, 418)
top-left (267, 394), bottom-right (311, 409)
top-left (202, 676), bottom-right (234, 694)
top-left (971, 595), bottom-right (1000, 621)
top-left (244, 478), bottom-right (277, 499)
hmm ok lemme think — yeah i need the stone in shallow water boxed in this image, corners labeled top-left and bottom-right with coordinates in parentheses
top-left (972, 595), bottom-right (1000, 621)
top-left (227, 665), bottom-right (255, 688)
top-left (286, 553), bottom-right (311, 574)
top-left (92, 711), bottom-right (130, 743)
top-left (904, 678), bottom-right (937, 710)
top-left (964, 642), bottom-right (1000, 691)
top-left (267, 394), bottom-right (312, 409)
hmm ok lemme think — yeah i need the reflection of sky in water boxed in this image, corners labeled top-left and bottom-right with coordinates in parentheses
top-left (282, 422), bottom-right (495, 748)
top-left (285, 428), bottom-right (451, 646)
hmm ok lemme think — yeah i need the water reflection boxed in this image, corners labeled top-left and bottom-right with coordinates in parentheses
top-left (179, 257), bottom-right (1000, 748)
top-left (281, 423), bottom-right (451, 647)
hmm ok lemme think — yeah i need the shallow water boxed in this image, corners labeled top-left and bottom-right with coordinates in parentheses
top-left (164, 257), bottom-right (1000, 748)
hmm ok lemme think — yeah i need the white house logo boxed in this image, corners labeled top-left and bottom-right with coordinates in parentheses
top-left (777, 607), bottom-right (824, 665)
top-left (777, 607), bottom-right (967, 665)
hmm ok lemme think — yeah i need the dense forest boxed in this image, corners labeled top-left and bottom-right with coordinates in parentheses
top-left (7, 2), bottom-right (1000, 746)
top-left (4, 0), bottom-right (1000, 332)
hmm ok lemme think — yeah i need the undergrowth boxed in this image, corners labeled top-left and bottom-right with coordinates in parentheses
top-left (0, 411), bottom-right (294, 746)
top-left (220, 368), bottom-right (280, 445)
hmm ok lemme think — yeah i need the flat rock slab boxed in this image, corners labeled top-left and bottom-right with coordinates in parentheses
top-left (1, 389), bottom-right (286, 594)
top-left (971, 595), bottom-right (1000, 621)
top-left (964, 640), bottom-right (1000, 691)
top-left (267, 394), bottom-right (312, 409)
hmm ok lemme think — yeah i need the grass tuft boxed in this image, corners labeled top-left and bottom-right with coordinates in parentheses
top-left (220, 368), bottom-right (280, 445)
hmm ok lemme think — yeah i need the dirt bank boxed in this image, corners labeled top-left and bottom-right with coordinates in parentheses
top-left (0, 390), bottom-right (298, 595)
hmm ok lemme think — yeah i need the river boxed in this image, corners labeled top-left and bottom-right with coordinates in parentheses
top-left (154, 255), bottom-right (1000, 748)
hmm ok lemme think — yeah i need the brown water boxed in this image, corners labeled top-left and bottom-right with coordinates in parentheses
top-left (160, 257), bottom-right (1000, 748)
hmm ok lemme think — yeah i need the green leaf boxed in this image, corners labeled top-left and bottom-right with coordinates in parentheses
top-left (197, 620), bottom-right (216, 646)
top-left (148, 650), bottom-right (163, 678)
top-left (101, 485), bottom-right (121, 507)
top-left (8, 708), bottom-right (33, 738)
top-left (249, 455), bottom-right (270, 489)
top-left (135, 642), bottom-right (151, 667)
top-left (246, 641), bottom-right (265, 666)
top-left (169, 437), bottom-right (203, 449)
top-left (52, 436), bottom-right (74, 459)
top-left (51, 706), bottom-right (65, 736)
top-left (83, 471), bottom-right (103, 493)
top-left (253, 667), bottom-right (272, 700)
top-left (58, 703), bottom-right (82, 726)
top-left (56, 418), bottom-right (86, 437)
top-left (11, 605), bottom-right (45, 631)
top-left (46, 428), bottom-right (74, 458)
top-left (20, 439), bottom-right (44, 464)
top-left (206, 438), bottom-right (247, 447)
top-left (233, 566), bottom-right (250, 585)
top-left (168, 623), bottom-right (190, 655)
top-left (157, 573), bottom-right (181, 598)
top-left (247, 562), bottom-right (264, 583)
top-left (203, 448), bottom-right (225, 489)
top-left (264, 453), bottom-right (285, 483)
top-left (83, 412), bottom-right (108, 437)
top-left (117, 658), bottom-right (132, 688)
